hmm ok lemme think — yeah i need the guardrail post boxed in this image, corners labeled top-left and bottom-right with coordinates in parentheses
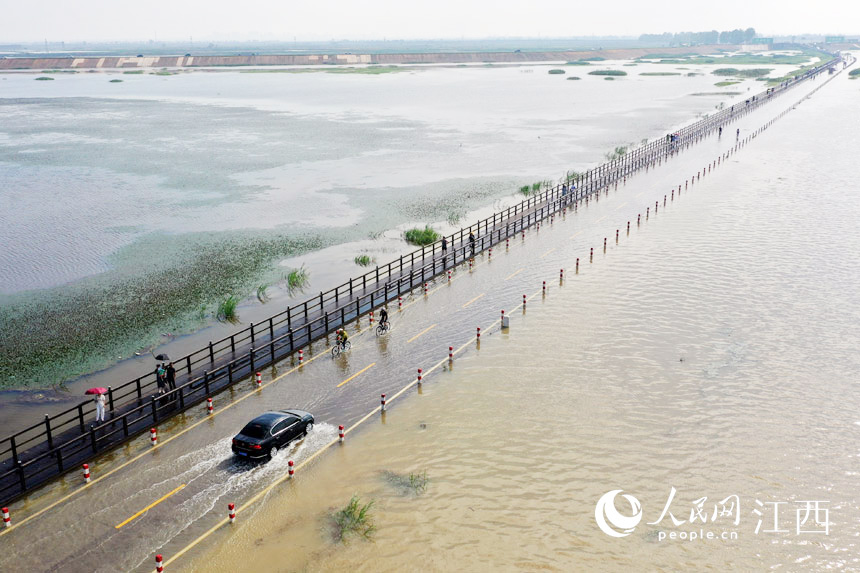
top-left (204, 371), bottom-right (210, 395)
top-left (44, 415), bottom-right (54, 451)
top-left (269, 317), bottom-right (274, 341)
top-left (209, 341), bottom-right (214, 363)
top-left (228, 362), bottom-right (234, 384)
top-left (122, 415), bottom-right (129, 438)
top-left (325, 313), bottom-right (329, 332)
top-left (9, 436), bottom-right (18, 467)
top-left (108, 386), bottom-right (115, 412)
top-left (17, 460), bottom-right (26, 491)
top-left (230, 334), bottom-right (235, 354)
top-left (250, 323), bottom-right (255, 346)
top-left (78, 404), bottom-right (86, 434)
top-left (289, 329), bottom-right (294, 351)
top-left (136, 377), bottom-right (143, 403)
top-left (249, 349), bottom-right (255, 375)
top-left (89, 424), bottom-right (98, 453)
top-left (349, 277), bottom-right (353, 295)
top-left (186, 355), bottom-right (191, 374)
top-left (151, 397), bottom-right (158, 424)
top-left (56, 448), bottom-right (64, 473)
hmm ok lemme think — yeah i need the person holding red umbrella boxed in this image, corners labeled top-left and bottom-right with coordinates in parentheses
top-left (85, 387), bottom-right (107, 423)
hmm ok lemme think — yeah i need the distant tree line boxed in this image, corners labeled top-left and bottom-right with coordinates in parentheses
top-left (639, 28), bottom-right (756, 45)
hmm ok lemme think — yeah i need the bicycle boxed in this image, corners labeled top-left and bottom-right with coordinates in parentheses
top-left (375, 321), bottom-right (391, 336)
top-left (331, 339), bottom-right (351, 358)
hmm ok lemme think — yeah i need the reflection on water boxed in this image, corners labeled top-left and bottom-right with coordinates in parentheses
top-left (177, 71), bottom-right (860, 571)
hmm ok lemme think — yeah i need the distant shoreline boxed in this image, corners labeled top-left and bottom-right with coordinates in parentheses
top-left (0, 44), bottom-right (741, 70)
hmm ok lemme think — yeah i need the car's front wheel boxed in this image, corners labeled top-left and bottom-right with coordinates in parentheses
top-left (304, 422), bottom-right (314, 436)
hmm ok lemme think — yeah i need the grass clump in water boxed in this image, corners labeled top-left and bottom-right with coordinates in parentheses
top-left (519, 185), bottom-right (531, 196)
top-left (714, 80), bottom-right (740, 87)
top-left (382, 469), bottom-right (429, 495)
top-left (35, 76), bottom-right (54, 81)
top-left (640, 72), bottom-right (681, 76)
top-left (605, 146), bottom-right (628, 161)
top-left (333, 495), bottom-right (375, 543)
top-left (354, 255), bottom-right (373, 267)
top-left (565, 61), bottom-right (591, 66)
top-left (256, 284), bottom-right (270, 303)
top-left (848, 69), bottom-right (859, 78)
top-left (217, 295), bottom-right (240, 323)
top-left (122, 70), bottom-right (145, 75)
top-left (589, 69), bottom-right (626, 76)
top-left (404, 226), bottom-right (438, 246)
top-left (567, 76), bottom-right (581, 80)
top-left (109, 79), bottom-right (123, 83)
top-left (548, 69), bottom-right (565, 75)
top-left (285, 264), bottom-right (310, 295)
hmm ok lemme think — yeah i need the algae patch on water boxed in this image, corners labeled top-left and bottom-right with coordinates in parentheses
top-left (0, 232), bottom-right (325, 388)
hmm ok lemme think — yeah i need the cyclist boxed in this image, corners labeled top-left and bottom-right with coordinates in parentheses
top-left (379, 307), bottom-right (389, 329)
top-left (336, 328), bottom-right (349, 349)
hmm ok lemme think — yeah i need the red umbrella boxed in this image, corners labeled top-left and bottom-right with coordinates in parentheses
top-left (85, 387), bottom-right (107, 395)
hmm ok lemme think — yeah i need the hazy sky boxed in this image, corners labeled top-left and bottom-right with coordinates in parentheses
top-left (0, 0), bottom-right (855, 43)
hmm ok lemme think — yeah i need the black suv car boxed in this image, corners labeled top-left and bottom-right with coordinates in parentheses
top-left (231, 409), bottom-right (314, 460)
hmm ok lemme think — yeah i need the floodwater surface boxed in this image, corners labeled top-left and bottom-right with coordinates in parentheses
top-left (159, 65), bottom-right (860, 571)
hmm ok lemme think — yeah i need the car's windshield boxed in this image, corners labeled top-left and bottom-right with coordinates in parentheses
top-left (240, 422), bottom-right (269, 439)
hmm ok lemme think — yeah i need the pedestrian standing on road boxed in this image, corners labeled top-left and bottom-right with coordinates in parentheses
top-left (94, 392), bottom-right (106, 423)
top-left (441, 236), bottom-right (448, 258)
top-left (166, 362), bottom-right (176, 390)
top-left (561, 183), bottom-right (568, 205)
top-left (468, 231), bottom-right (476, 256)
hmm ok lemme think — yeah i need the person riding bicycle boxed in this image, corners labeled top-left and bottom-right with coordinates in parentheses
top-left (336, 328), bottom-right (349, 348)
top-left (379, 307), bottom-right (389, 329)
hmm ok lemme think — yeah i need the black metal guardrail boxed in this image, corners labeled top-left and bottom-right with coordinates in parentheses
top-left (0, 55), bottom-right (844, 506)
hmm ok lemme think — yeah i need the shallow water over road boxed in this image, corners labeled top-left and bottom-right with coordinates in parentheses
top-left (169, 68), bottom-right (860, 571)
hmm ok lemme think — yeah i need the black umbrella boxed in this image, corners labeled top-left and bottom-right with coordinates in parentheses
top-left (155, 353), bottom-right (170, 361)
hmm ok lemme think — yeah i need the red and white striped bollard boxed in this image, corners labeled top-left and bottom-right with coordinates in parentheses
top-left (82, 463), bottom-right (90, 484)
top-left (339, 424), bottom-right (345, 442)
top-left (299, 349), bottom-right (303, 364)
top-left (3, 507), bottom-right (10, 528)
top-left (228, 503), bottom-right (236, 523)
top-left (155, 554), bottom-right (163, 573)
top-left (380, 394), bottom-right (386, 412)
top-left (288, 460), bottom-right (295, 478)
top-left (256, 372), bottom-right (262, 388)
top-left (150, 428), bottom-right (157, 446)
top-left (207, 398), bottom-right (213, 414)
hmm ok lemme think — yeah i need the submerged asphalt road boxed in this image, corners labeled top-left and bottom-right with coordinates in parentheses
top-left (0, 72), bottom-right (837, 573)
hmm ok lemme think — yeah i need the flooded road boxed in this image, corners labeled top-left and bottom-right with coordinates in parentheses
top-left (0, 62), bottom-right (855, 571)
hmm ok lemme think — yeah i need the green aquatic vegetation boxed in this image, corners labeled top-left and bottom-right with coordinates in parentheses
top-left (850, 69), bottom-right (860, 77)
top-left (354, 255), bottom-right (373, 267)
top-left (35, 76), bottom-right (54, 81)
top-left (217, 294), bottom-right (240, 323)
top-left (579, 56), bottom-right (605, 61)
top-left (565, 61), bottom-right (591, 66)
top-left (109, 79), bottom-right (123, 83)
top-left (122, 70), bottom-right (145, 74)
top-left (589, 70), bottom-right (627, 76)
top-left (548, 69), bottom-right (565, 74)
top-left (519, 185), bottom-right (531, 196)
top-left (382, 469), bottom-right (429, 495)
top-left (531, 182), bottom-right (542, 192)
top-left (605, 146), bottom-right (628, 161)
top-left (333, 495), bottom-right (375, 542)
top-left (604, 77), bottom-right (615, 81)
top-left (691, 91), bottom-right (742, 96)
top-left (286, 264), bottom-right (310, 295)
top-left (714, 81), bottom-right (740, 87)
top-left (567, 76), bottom-right (581, 80)
top-left (639, 72), bottom-right (681, 76)
top-left (712, 68), bottom-right (772, 78)
top-left (256, 284), bottom-right (270, 303)
top-left (404, 226), bottom-right (439, 246)
top-left (0, 233), bottom-right (325, 387)
top-left (152, 70), bottom-right (176, 76)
